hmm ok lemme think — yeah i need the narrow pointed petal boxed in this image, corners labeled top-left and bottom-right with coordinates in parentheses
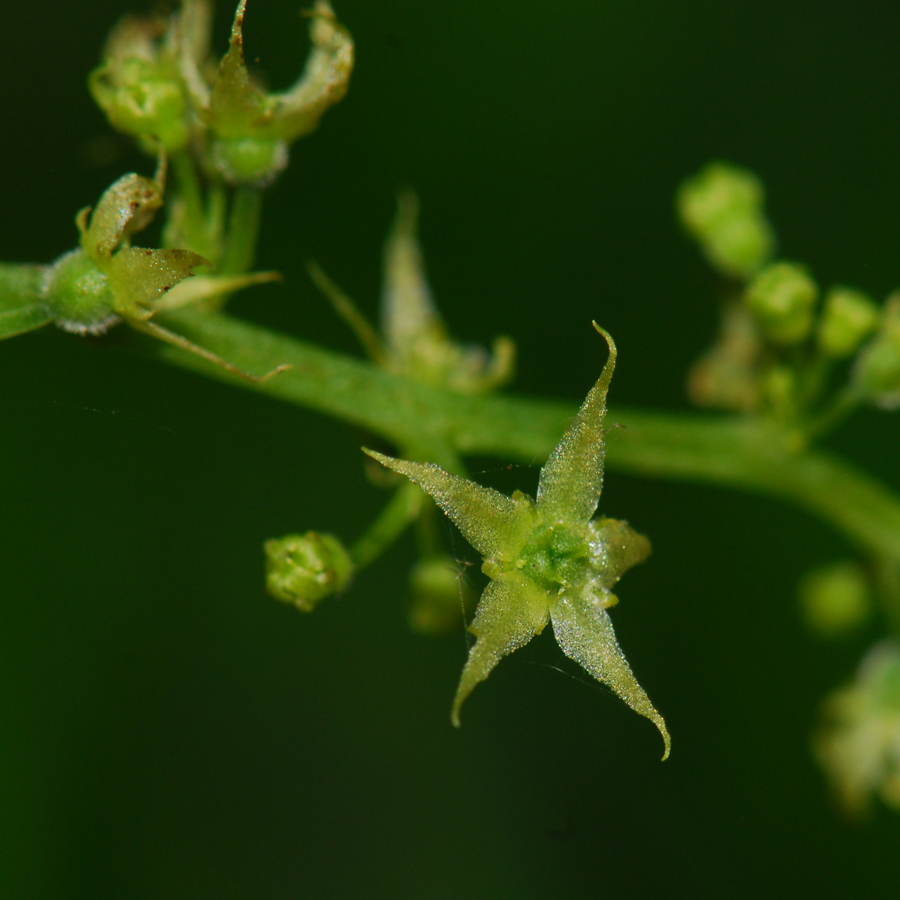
top-left (363, 450), bottom-right (532, 561)
top-left (536, 324), bottom-right (616, 526)
top-left (0, 304), bottom-right (53, 340)
top-left (551, 587), bottom-right (670, 759)
top-left (452, 573), bottom-right (550, 725)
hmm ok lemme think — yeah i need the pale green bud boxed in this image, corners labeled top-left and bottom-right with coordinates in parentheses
top-left (817, 287), bottom-right (881, 358)
top-left (264, 532), bottom-right (353, 611)
top-left (814, 642), bottom-right (900, 814)
top-left (798, 561), bottom-right (871, 638)
top-left (407, 556), bottom-right (472, 635)
top-left (677, 162), bottom-right (775, 279)
top-left (89, 14), bottom-right (189, 153)
top-left (852, 298), bottom-right (900, 409)
top-left (744, 262), bottom-right (818, 344)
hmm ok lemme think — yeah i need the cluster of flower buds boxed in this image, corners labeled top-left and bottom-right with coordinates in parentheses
top-left (680, 162), bottom-right (900, 419)
top-left (815, 641), bottom-right (900, 815)
top-left (90, 0), bottom-right (353, 188)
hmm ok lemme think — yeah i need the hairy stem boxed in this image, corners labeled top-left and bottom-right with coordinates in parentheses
top-left (149, 310), bottom-right (900, 582)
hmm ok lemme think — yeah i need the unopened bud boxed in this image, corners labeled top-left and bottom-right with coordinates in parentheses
top-left (852, 297), bottom-right (900, 409)
top-left (814, 641), bottom-right (900, 814)
top-left (264, 532), bottom-right (353, 611)
top-left (89, 14), bottom-right (189, 153)
top-left (817, 287), bottom-right (880, 359)
top-left (677, 162), bottom-right (775, 279)
top-left (744, 262), bottom-right (818, 344)
top-left (798, 561), bottom-right (871, 638)
top-left (407, 556), bottom-right (472, 635)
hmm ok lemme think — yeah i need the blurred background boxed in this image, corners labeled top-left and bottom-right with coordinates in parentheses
top-left (2, 0), bottom-right (899, 896)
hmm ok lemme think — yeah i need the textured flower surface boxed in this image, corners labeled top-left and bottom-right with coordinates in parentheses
top-left (366, 325), bottom-right (670, 759)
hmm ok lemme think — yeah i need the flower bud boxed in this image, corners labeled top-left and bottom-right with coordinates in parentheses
top-left (744, 262), bottom-right (818, 344)
top-left (814, 641), bottom-right (900, 814)
top-left (264, 532), bottom-right (353, 611)
top-left (677, 162), bottom-right (775, 279)
top-left (798, 561), bottom-right (871, 638)
top-left (89, 13), bottom-right (189, 153)
top-left (817, 286), bottom-right (880, 359)
top-left (687, 302), bottom-right (763, 412)
top-left (407, 556), bottom-right (473, 635)
top-left (851, 297), bottom-right (900, 409)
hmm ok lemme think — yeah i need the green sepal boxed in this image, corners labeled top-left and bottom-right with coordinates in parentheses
top-left (362, 449), bottom-right (534, 564)
top-left (451, 572), bottom-right (550, 726)
top-left (551, 587), bottom-right (670, 760)
top-left (536, 323), bottom-right (615, 526)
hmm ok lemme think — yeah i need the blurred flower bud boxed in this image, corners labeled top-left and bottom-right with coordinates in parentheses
top-left (798, 560), bottom-right (872, 638)
top-left (264, 532), bottom-right (353, 611)
top-left (851, 296), bottom-right (900, 409)
top-left (407, 556), bottom-right (473, 635)
top-left (744, 262), bottom-right (818, 345)
top-left (677, 162), bottom-right (775, 280)
top-left (89, 12), bottom-right (190, 153)
top-left (814, 641), bottom-right (900, 815)
top-left (185, 0), bottom-right (354, 187)
top-left (817, 286), bottom-right (880, 359)
top-left (688, 303), bottom-right (763, 412)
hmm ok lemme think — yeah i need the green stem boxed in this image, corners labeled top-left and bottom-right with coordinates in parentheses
top-left (219, 188), bottom-right (262, 276)
top-left (0, 263), bottom-right (46, 311)
top-left (150, 310), bottom-right (900, 572)
top-left (351, 480), bottom-right (423, 568)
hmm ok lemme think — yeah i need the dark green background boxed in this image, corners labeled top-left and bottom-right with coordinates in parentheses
top-left (2, 0), bottom-right (900, 896)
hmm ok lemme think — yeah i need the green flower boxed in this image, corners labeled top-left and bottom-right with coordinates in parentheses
top-left (366, 325), bottom-right (670, 759)
top-left (310, 191), bottom-right (515, 394)
top-left (0, 161), bottom-right (287, 382)
top-left (185, 0), bottom-right (354, 186)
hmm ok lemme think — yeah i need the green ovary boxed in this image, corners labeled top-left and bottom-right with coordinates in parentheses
top-left (210, 137), bottom-right (289, 187)
top-left (516, 523), bottom-right (590, 592)
top-left (43, 250), bottom-right (118, 335)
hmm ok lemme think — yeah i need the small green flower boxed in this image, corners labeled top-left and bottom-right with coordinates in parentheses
top-left (310, 191), bottom-right (515, 394)
top-left (0, 161), bottom-right (287, 381)
top-left (185, 0), bottom-right (354, 186)
top-left (365, 325), bottom-right (670, 759)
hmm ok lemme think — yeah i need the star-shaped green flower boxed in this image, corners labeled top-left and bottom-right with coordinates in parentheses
top-left (365, 325), bottom-right (670, 759)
